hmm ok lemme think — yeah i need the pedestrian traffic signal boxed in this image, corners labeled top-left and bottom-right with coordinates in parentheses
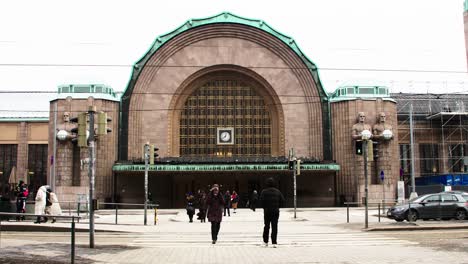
top-left (96, 112), bottom-right (112, 136)
top-left (355, 140), bottom-right (363, 155)
top-left (150, 145), bottom-right (159, 165)
top-left (70, 113), bottom-right (88, 147)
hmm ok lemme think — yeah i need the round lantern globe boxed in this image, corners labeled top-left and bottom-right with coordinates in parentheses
top-left (361, 129), bottom-right (372, 140)
top-left (56, 130), bottom-right (69, 141)
top-left (383, 129), bottom-right (393, 140)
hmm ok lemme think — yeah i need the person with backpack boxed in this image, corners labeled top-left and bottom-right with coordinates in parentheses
top-left (15, 180), bottom-right (28, 221)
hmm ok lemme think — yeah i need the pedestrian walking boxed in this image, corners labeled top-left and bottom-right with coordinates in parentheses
top-left (231, 191), bottom-right (239, 213)
top-left (34, 185), bottom-right (49, 224)
top-left (259, 177), bottom-right (285, 248)
top-left (197, 190), bottom-right (207, 223)
top-left (15, 180), bottom-right (28, 221)
top-left (48, 189), bottom-right (62, 223)
top-left (223, 190), bottom-right (231, 216)
top-left (43, 188), bottom-right (53, 223)
top-left (205, 184), bottom-right (225, 244)
top-left (250, 189), bottom-right (258, 212)
top-left (186, 192), bottom-right (196, 223)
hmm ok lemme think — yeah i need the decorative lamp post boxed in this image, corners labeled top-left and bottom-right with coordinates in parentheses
top-left (361, 129), bottom-right (372, 229)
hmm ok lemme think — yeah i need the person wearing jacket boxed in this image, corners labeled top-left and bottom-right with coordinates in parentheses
top-left (223, 190), bottom-right (231, 216)
top-left (34, 185), bottom-right (49, 224)
top-left (205, 184), bottom-right (225, 244)
top-left (15, 180), bottom-right (29, 221)
top-left (186, 192), bottom-right (196, 223)
top-left (259, 177), bottom-right (285, 248)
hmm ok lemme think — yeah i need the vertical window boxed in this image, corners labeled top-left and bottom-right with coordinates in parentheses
top-left (448, 144), bottom-right (466, 173)
top-left (399, 144), bottom-right (411, 181)
top-left (419, 144), bottom-right (439, 175)
top-left (72, 144), bottom-right (81, 186)
top-left (28, 144), bottom-right (48, 195)
top-left (0, 144), bottom-right (17, 196)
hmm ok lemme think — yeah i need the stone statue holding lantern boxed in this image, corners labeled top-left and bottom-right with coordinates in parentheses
top-left (56, 112), bottom-right (72, 141)
top-left (372, 112), bottom-right (393, 142)
top-left (352, 112), bottom-right (372, 141)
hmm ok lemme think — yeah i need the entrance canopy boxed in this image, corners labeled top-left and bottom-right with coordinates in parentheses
top-left (113, 163), bottom-right (340, 172)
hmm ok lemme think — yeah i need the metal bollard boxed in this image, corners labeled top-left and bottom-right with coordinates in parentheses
top-left (346, 203), bottom-right (349, 223)
top-left (154, 207), bottom-right (158, 225)
top-left (115, 205), bottom-right (118, 225)
top-left (71, 217), bottom-right (76, 264)
top-left (77, 203), bottom-right (81, 223)
top-left (378, 203), bottom-right (381, 222)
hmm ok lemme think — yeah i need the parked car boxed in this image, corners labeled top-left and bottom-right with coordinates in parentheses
top-left (387, 192), bottom-right (468, 222)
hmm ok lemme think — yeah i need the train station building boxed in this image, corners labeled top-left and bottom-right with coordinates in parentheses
top-left (1, 12), bottom-right (467, 208)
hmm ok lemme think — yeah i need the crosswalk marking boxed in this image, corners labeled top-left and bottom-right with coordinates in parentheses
top-left (128, 232), bottom-right (418, 248)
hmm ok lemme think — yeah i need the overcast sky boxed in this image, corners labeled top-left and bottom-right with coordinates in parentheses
top-left (1, 0), bottom-right (467, 115)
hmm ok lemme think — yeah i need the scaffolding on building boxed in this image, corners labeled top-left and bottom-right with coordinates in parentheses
top-left (393, 93), bottom-right (468, 188)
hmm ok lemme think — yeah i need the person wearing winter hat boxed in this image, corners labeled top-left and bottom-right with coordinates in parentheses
top-left (205, 184), bottom-right (225, 244)
top-left (259, 177), bottom-right (285, 248)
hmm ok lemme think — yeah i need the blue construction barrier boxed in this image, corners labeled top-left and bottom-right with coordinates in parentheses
top-left (416, 174), bottom-right (468, 186)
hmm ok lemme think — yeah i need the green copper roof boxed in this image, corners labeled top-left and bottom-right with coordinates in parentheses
top-left (329, 86), bottom-right (395, 103)
top-left (124, 12), bottom-right (327, 100)
top-left (113, 163), bottom-right (340, 172)
top-left (55, 84), bottom-right (119, 101)
top-left (0, 117), bottom-right (49, 122)
top-left (465, 0), bottom-right (468, 12)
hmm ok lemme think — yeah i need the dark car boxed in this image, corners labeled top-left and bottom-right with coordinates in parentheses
top-left (387, 192), bottom-right (468, 222)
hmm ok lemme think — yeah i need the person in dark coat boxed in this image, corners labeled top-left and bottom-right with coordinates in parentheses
top-left (205, 184), bottom-right (225, 244)
top-left (250, 189), bottom-right (258, 212)
top-left (15, 180), bottom-right (28, 221)
top-left (259, 177), bottom-right (285, 248)
top-left (223, 190), bottom-right (231, 216)
top-left (186, 192), bottom-right (196, 223)
top-left (197, 190), bottom-right (207, 223)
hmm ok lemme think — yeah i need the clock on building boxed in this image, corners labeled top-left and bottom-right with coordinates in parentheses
top-left (217, 127), bottom-right (234, 145)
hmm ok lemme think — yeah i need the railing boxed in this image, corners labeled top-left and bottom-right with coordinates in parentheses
top-left (0, 212), bottom-right (81, 264)
top-left (2, 200), bottom-right (160, 225)
top-left (97, 202), bottom-right (159, 225)
top-left (344, 200), bottom-right (398, 223)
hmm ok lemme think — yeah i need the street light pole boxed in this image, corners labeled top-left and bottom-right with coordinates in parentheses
top-left (363, 139), bottom-right (368, 229)
top-left (88, 106), bottom-right (96, 248)
top-left (293, 158), bottom-right (297, 219)
top-left (144, 142), bottom-right (149, 226)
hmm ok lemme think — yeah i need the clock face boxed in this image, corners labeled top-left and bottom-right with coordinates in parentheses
top-left (220, 131), bottom-right (231, 142)
top-left (217, 127), bottom-right (234, 145)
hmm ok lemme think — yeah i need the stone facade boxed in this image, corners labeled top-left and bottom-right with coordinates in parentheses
top-left (331, 98), bottom-right (399, 205)
top-left (48, 94), bottom-right (119, 204)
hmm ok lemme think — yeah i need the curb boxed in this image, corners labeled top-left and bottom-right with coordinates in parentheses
top-left (366, 225), bottom-right (468, 231)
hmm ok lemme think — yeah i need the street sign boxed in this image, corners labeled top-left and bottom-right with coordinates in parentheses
top-left (380, 170), bottom-right (384, 181)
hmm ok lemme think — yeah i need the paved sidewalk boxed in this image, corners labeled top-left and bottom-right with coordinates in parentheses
top-left (1, 208), bottom-right (468, 263)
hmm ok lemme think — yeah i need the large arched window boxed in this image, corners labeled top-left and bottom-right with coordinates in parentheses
top-left (180, 79), bottom-right (271, 157)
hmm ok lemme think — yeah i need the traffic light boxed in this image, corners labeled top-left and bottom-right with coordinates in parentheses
top-left (372, 141), bottom-right (379, 160)
top-left (296, 159), bottom-right (301, 175)
top-left (288, 159), bottom-right (294, 170)
top-left (70, 113), bottom-right (88, 147)
top-left (355, 140), bottom-right (363, 155)
top-left (96, 112), bottom-right (112, 136)
top-left (150, 145), bottom-right (159, 165)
